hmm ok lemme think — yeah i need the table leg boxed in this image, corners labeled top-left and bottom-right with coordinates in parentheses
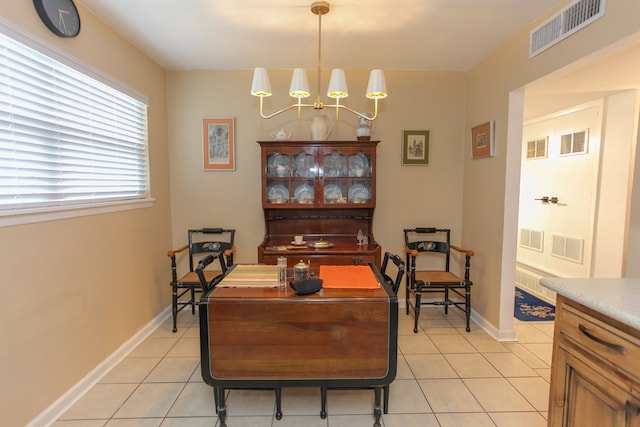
top-left (275, 387), bottom-right (283, 420)
top-left (373, 386), bottom-right (382, 427)
top-left (320, 387), bottom-right (327, 419)
top-left (214, 387), bottom-right (227, 427)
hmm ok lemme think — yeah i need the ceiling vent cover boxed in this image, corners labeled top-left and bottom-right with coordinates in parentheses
top-left (529, 0), bottom-right (606, 58)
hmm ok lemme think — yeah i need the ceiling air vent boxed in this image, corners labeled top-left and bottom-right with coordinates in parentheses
top-left (529, 0), bottom-right (606, 58)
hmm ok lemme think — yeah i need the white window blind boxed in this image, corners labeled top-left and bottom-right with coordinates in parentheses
top-left (0, 31), bottom-right (149, 213)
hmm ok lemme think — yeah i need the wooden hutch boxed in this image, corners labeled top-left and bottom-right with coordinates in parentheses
top-left (257, 140), bottom-right (381, 273)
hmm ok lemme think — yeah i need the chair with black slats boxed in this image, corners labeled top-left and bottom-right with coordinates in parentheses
top-left (404, 227), bottom-right (474, 333)
top-left (167, 227), bottom-right (235, 332)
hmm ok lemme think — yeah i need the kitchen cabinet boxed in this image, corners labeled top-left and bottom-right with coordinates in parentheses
top-left (257, 140), bottom-right (381, 270)
top-left (548, 294), bottom-right (640, 426)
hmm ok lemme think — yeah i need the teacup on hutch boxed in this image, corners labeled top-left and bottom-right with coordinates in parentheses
top-left (272, 128), bottom-right (292, 141)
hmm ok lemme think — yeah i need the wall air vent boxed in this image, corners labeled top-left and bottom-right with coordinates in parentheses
top-left (529, 0), bottom-right (606, 58)
top-left (551, 233), bottom-right (584, 263)
top-left (520, 228), bottom-right (544, 252)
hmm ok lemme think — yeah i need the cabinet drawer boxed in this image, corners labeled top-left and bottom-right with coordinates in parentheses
top-left (560, 303), bottom-right (640, 382)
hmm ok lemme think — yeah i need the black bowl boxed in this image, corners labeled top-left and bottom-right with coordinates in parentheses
top-left (289, 278), bottom-right (323, 295)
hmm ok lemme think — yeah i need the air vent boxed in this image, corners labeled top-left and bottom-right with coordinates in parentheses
top-left (529, 0), bottom-right (606, 58)
top-left (551, 234), bottom-right (584, 263)
top-left (526, 137), bottom-right (548, 159)
top-left (560, 130), bottom-right (588, 155)
top-left (520, 228), bottom-right (544, 252)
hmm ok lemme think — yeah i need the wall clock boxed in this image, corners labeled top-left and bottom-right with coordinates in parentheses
top-left (33, 0), bottom-right (81, 38)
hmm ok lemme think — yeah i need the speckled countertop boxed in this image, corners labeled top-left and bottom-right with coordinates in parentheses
top-left (540, 278), bottom-right (640, 330)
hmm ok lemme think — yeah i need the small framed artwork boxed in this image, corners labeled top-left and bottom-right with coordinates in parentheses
top-left (402, 130), bottom-right (430, 165)
top-left (471, 121), bottom-right (495, 159)
top-left (202, 117), bottom-right (235, 170)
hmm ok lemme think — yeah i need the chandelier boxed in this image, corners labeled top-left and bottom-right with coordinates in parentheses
top-left (250, 1), bottom-right (387, 122)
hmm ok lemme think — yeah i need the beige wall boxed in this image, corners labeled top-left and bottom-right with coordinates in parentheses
top-left (463, 0), bottom-right (640, 334)
top-left (0, 2), bottom-right (171, 425)
top-left (166, 69), bottom-right (467, 266)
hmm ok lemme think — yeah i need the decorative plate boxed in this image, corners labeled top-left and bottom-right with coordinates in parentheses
top-left (267, 184), bottom-right (289, 203)
top-left (323, 184), bottom-right (342, 203)
top-left (349, 184), bottom-right (370, 203)
top-left (310, 240), bottom-right (334, 249)
top-left (294, 152), bottom-right (315, 177)
top-left (294, 183), bottom-right (314, 203)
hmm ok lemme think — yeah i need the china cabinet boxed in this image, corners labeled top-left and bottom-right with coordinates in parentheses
top-left (257, 140), bottom-right (381, 271)
top-left (548, 294), bottom-right (640, 426)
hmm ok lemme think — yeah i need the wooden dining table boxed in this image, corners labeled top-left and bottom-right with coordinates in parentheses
top-left (198, 264), bottom-right (398, 427)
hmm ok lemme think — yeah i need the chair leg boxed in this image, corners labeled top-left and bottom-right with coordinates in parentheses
top-left (171, 283), bottom-right (178, 333)
top-left (190, 287), bottom-right (196, 314)
top-left (444, 287), bottom-right (449, 314)
top-left (275, 388), bottom-right (283, 420)
top-left (413, 290), bottom-right (422, 333)
top-left (465, 284), bottom-right (471, 332)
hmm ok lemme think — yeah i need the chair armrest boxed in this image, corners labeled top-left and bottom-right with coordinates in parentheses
top-left (167, 244), bottom-right (188, 258)
top-left (404, 245), bottom-right (418, 256)
top-left (450, 245), bottom-right (474, 257)
top-left (223, 245), bottom-right (236, 257)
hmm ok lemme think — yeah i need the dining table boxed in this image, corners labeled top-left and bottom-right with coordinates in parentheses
top-left (198, 263), bottom-right (398, 427)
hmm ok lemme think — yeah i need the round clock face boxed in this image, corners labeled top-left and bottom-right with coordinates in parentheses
top-left (33, 0), bottom-right (81, 38)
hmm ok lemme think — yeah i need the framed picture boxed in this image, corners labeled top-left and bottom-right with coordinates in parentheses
top-left (471, 121), bottom-right (495, 159)
top-left (203, 117), bottom-right (235, 170)
top-left (402, 130), bottom-right (430, 165)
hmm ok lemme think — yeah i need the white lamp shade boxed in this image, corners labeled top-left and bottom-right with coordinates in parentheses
top-left (366, 69), bottom-right (387, 99)
top-left (327, 69), bottom-right (349, 99)
top-left (289, 68), bottom-right (310, 98)
top-left (251, 67), bottom-right (272, 97)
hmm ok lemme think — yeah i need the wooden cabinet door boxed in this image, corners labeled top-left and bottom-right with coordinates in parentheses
top-left (551, 344), bottom-right (638, 427)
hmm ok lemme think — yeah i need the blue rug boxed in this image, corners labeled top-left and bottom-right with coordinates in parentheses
top-left (514, 287), bottom-right (555, 321)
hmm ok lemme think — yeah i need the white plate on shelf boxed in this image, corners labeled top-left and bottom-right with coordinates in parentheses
top-left (291, 240), bottom-right (307, 246)
top-left (349, 152), bottom-right (369, 176)
top-left (294, 183), bottom-right (314, 203)
top-left (267, 184), bottom-right (289, 203)
top-left (324, 184), bottom-right (342, 203)
top-left (295, 152), bottom-right (314, 177)
top-left (349, 184), bottom-right (370, 203)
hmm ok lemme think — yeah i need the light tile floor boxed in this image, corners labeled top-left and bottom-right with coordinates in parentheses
top-left (53, 307), bottom-right (554, 427)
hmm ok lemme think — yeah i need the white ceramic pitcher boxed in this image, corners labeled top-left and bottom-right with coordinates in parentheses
top-left (310, 114), bottom-right (332, 141)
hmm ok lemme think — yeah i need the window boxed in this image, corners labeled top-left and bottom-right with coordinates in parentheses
top-left (0, 27), bottom-right (150, 225)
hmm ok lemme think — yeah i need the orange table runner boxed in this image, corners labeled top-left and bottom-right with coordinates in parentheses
top-left (319, 265), bottom-right (380, 289)
top-left (217, 264), bottom-right (278, 287)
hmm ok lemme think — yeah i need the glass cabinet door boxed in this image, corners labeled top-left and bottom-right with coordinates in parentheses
top-left (262, 143), bottom-right (375, 209)
top-left (265, 148), bottom-right (316, 207)
top-left (320, 147), bottom-right (374, 207)
top-left (321, 150), bottom-right (347, 205)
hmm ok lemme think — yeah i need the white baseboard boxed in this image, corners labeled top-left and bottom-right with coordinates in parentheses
top-left (28, 306), bottom-right (172, 427)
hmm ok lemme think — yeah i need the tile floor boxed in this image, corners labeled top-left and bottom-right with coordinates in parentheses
top-left (53, 307), bottom-right (554, 427)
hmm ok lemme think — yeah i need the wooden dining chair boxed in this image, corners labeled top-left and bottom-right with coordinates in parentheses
top-left (404, 227), bottom-right (474, 333)
top-left (167, 227), bottom-right (235, 332)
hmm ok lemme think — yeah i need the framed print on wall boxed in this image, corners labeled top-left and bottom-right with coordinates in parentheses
top-left (203, 117), bottom-right (235, 170)
top-left (471, 121), bottom-right (495, 159)
top-left (402, 130), bottom-right (430, 165)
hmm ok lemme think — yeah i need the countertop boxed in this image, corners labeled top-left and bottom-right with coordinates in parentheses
top-left (540, 277), bottom-right (640, 330)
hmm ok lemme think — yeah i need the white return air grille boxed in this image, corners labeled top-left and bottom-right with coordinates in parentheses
top-left (520, 228), bottom-right (544, 252)
top-left (530, 0), bottom-right (606, 58)
top-left (552, 234), bottom-right (584, 264)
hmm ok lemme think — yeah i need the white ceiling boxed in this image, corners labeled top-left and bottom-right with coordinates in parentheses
top-left (77, 0), bottom-right (560, 71)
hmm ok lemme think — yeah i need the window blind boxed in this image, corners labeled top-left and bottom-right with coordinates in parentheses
top-left (0, 31), bottom-right (149, 212)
